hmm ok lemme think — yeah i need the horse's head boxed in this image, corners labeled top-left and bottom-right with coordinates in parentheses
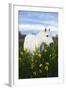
top-left (41, 28), bottom-right (53, 45)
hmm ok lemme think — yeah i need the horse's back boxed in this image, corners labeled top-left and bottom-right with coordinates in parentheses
top-left (24, 34), bottom-right (35, 52)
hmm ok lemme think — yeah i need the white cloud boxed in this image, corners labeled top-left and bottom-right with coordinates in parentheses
top-left (19, 24), bottom-right (45, 31)
top-left (19, 24), bottom-right (58, 31)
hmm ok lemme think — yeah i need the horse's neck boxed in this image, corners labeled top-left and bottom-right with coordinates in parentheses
top-left (36, 31), bottom-right (45, 44)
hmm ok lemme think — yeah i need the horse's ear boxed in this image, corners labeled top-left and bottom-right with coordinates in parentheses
top-left (45, 28), bottom-right (47, 32)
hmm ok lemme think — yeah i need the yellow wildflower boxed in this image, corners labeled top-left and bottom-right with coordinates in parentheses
top-left (35, 52), bottom-right (41, 58)
top-left (33, 72), bottom-right (36, 76)
top-left (35, 52), bottom-right (38, 56)
top-left (39, 69), bottom-right (42, 73)
top-left (31, 59), bottom-right (34, 62)
top-left (31, 64), bottom-right (34, 69)
top-left (44, 49), bottom-right (47, 53)
top-left (45, 66), bottom-right (48, 71)
top-left (50, 54), bottom-right (51, 57)
top-left (45, 62), bottom-right (49, 66)
top-left (39, 64), bottom-right (43, 67)
top-left (38, 53), bottom-right (41, 58)
top-left (20, 52), bottom-right (23, 55)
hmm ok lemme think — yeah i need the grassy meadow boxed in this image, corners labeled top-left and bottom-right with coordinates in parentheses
top-left (19, 32), bottom-right (58, 79)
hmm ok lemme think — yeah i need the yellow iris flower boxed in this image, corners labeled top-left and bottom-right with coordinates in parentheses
top-left (38, 53), bottom-right (41, 58)
top-left (50, 54), bottom-right (51, 57)
top-left (45, 66), bottom-right (48, 71)
top-left (20, 52), bottom-right (23, 55)
top-left (45, 62), bottom-right (49, 66)
top-left (33, 72), bottom-right (36, 76)
top-left (39, 64), bottom-right (43, 67)
top-left (35, 52), bottom-right (41, 58)
top-left (39, 69), bottom-right (42, 73)
top-left (44, 49), bottom-right (47, 52)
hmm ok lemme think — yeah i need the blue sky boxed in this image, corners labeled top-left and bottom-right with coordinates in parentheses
top-left (18, 10), bottom-right (58, 35)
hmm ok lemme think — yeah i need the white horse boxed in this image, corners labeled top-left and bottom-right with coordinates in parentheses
top-left (24, 29), bottom-right (53, 53)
